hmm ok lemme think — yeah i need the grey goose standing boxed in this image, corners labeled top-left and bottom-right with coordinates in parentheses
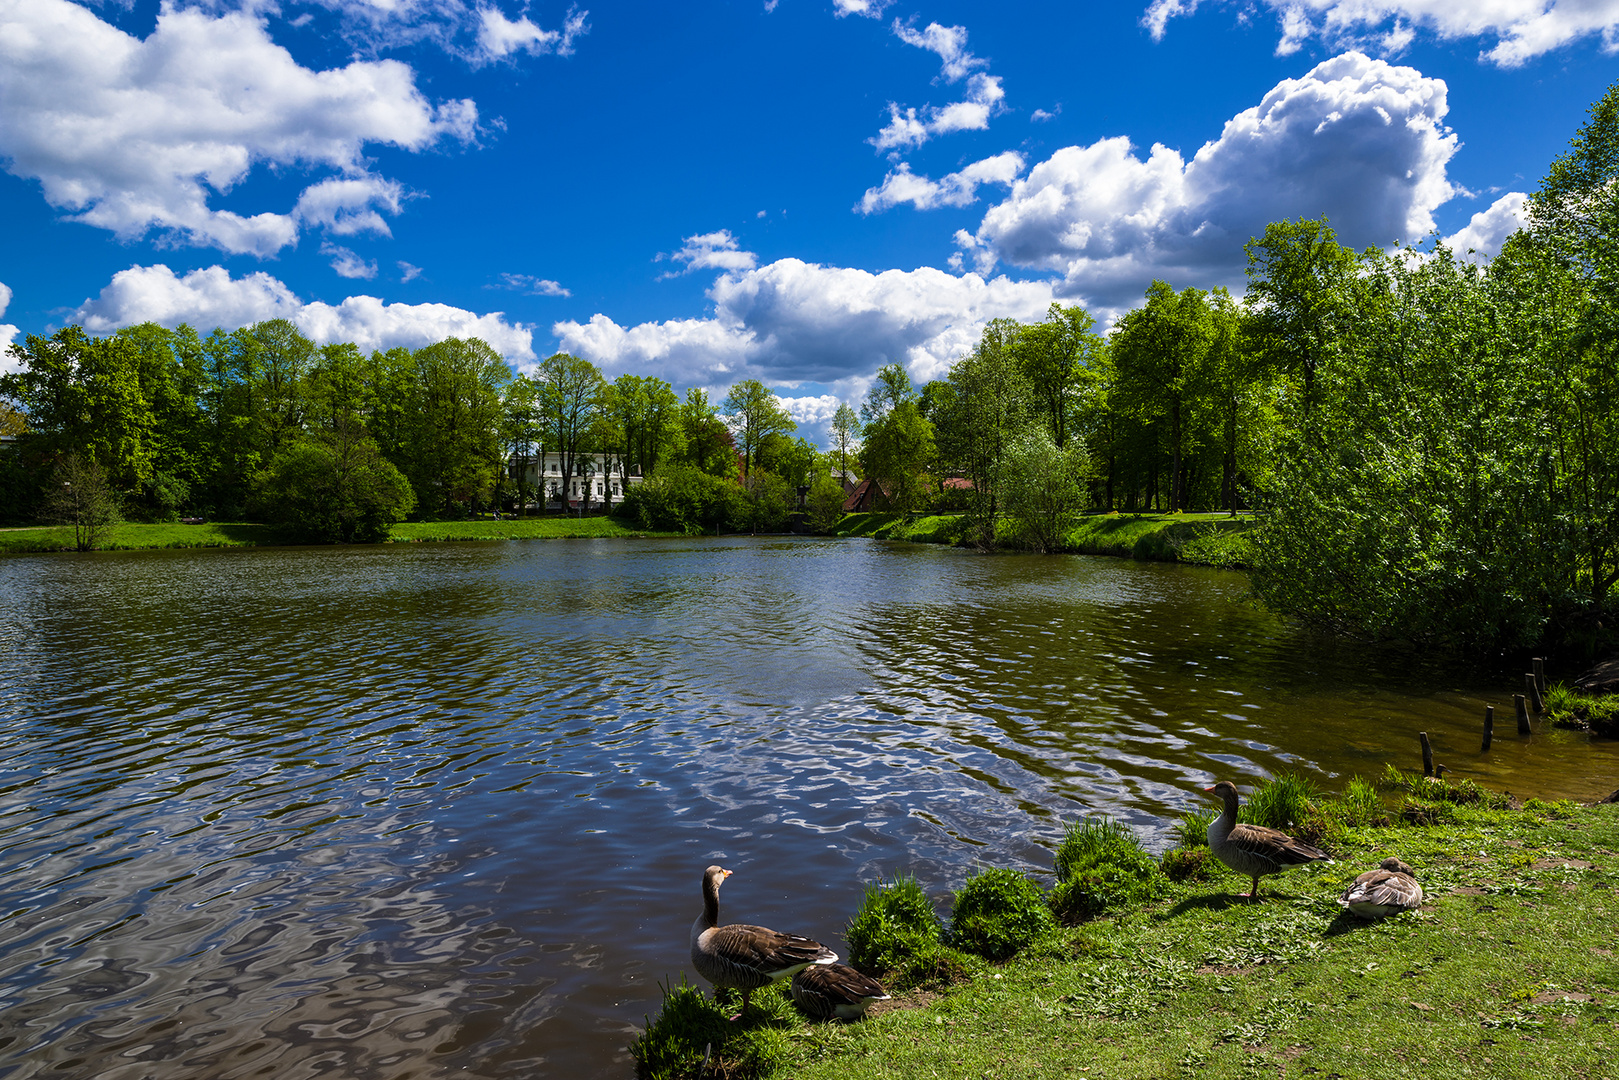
top-left (790, 963), bottom-right (890, 1021)
top-left (1339, 857), bottom-right (1423, 917)
top-left (1205, 780), bottom-right (1332, 899)
top-left (690, 865), bottom-right (837, 1019)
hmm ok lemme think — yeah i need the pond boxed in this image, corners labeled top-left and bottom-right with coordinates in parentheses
top-left (1, 536), bottom-right (1613, 1077)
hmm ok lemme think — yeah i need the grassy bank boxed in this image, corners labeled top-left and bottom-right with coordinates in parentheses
top-left (637, 784), bottom-right (1619, 1079)
top-left (0, 516), bottom-right (678, 553)
top-left (833, 511), bottom-right (1254, 567)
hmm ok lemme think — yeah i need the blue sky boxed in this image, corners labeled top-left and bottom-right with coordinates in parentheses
top-left (2, 0), bottom-right (1617, 439)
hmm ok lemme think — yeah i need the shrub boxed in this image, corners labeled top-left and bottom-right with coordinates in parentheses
top-left (1160, 846), bottom-right (1221, 883)
top-left (948, 867), bottom-right (1057, 961)
top-left (631, 978), bottom-right (795, 1080)
top-left (249, 428), bottom-right (414, 543)
top-left (621, 465), bottom-right (740, 533)
top-left (1047, 818), bottom-right (1167, 923)
top-left (846, 874), bottom-right (943, 974)
top-left (805, 475), bottom-right (846, 534)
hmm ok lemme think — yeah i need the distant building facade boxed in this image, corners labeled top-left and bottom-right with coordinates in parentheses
top-left (510, 453), bottom-right (644, 511)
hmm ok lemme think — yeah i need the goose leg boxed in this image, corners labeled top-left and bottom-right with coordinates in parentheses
top-left (729, 988), bottom-right (751, 1022)
top-left (1249, 875), bottom-right (1260, 900)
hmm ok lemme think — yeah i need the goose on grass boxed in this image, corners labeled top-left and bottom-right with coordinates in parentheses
top-left (790, 963), bottom-right (890, 1022)
top-left (1339, 857), bottom-right (1423, 918)
top-left (690, 865), bottom-right (837, 1020)
top-left (1205, 780), bottom-right (1332, 900)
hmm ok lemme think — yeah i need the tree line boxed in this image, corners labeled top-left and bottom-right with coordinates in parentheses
top-left (8, 81), bottom-right (1619, 653)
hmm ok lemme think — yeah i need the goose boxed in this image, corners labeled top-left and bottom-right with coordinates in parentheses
top-left (790, 963), bottom-right (891, 1022)
top-left (1339, 857), bottom-right (1423, 918)
top-left (1205, 780), bottom-right (1333, 900)
top-left (690, 865), bottom-right (837, 1019)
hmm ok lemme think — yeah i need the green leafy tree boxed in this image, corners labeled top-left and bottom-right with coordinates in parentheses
top-left (501, 374), bottom-right (545, 514)
top-left (251, 420), bottom-right (416, 543)
top-left (1014, 303), bottom-right (1103, 448)
top-left (939, 318), bottom-right (1032, 547)
top-left (536, 352), bottom-right (604, 514)
top-left (409, 337), bottom-right (510, 516)
top-left (46, 452), bottom-right (122, 550)
top-left (805, 473), bottom-right (847, 533)
top-left (722, 379), bottom-right (795, 476)
top-left (674, 388), bottom-right (737, 477)
top-left (1243, 217), bottom-right (1361, 415)
top-left (829, 401), bottom-right (860, 483)
top-left (1001, 425), bottom-right (1089, 553)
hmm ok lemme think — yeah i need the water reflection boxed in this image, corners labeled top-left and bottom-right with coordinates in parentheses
top-left (0, 537), bottom-right (1613, 1077)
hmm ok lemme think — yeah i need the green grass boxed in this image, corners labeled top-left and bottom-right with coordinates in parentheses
top-left (1048, 817), bottom-right (1167, 923)
top-left (641, 796), bottom-right (1619, 1080)
top-left (830, 511), bottom-right (1252, 566)
top-left (0, 515), bottom-right (677, 554)
top-left (1543, 681), bottom-right (1619, 736)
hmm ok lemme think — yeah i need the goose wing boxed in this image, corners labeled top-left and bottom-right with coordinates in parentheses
top-left (792, 963), bottom-right (890, 1021)
top-left (1341, 869), bottom-right (1423, 914)
top-left (1226, 822), bottom-right (1331, 869)
top-left (704, 923), bottom-right (837, 982)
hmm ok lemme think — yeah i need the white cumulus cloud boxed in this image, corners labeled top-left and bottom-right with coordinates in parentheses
top-left (1141, 0), bottom-right (1619, 67)
top-left (833, 0), bottom-right (895, 18)
top-left (858, 152), bottom-right (1025, 214)
top-left (0, 282), bottom-right (19, 373)
top-left (967, 51), bottom-right (1459, 309)
top-left (555, 258), bottom-right (1054, 389)
top-left (1443, 191), bottom-right (1530, 262)
top-left (0, 0), bottom-right (476, 256)
top-left (892, 21), bottom-right (986, 83)
top-left (871, 73), bottom-right (1005, 151)
top-left (659, 230), bottom-right (759, 277)
top-left (322, 242), bottom-right (379, 280)
top-left (70, 264), bottom-right (535, 362)
top-left (475, 5), bottom-right (589, 63)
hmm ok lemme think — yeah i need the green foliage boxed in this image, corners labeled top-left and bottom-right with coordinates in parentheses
top-left (249, 425), bottom-right (415, 543)
top-left (805, 474), bottom-right (847, 533)
top-left (1543, 682), bottom-right (1619, 734)
top-left (1239, 772), bottom-right (1321, 831)
top-left (45, 452), bottom-right (123, 551)
top-left (1159, 846), bottom-right (1221, 883)
top-left (631, 979), bottom-right (795, 1080)
top-left (621, 465), bottom-right (743, 533)
top-left (1048, 818), bottom-right (1167, 923)
top-left (737, 467), bottom-right (793, 532)
top-left (948, 867), bottom-right (1057, 961)
top-left (1172, 808), bottom-right (1217, 850)
top-left (1335, 776), bottom-right (1385, 828)
top-left (1001, 424), bottom-right (1089, 553)
top-left (723, 379), bottom-right (796, 476)
top-left (846, 873), bottom-right (949, 986)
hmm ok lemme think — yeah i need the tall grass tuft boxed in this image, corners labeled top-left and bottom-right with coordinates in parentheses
top-left (1240, 771), bottom-right (1321, 831)
top-left (845, 873), bottom-right (943, 975)
top-left (1336, 776), bottom-right (1383, 827)
top-left (1048, 817), bottom-right (1167, 924)
top-left (948, 868), bottom-right (1057, 961)
top-left (1172, 808), bottom-right (1218, 849)
top-left (631, 977), bottom-right (796, 1080)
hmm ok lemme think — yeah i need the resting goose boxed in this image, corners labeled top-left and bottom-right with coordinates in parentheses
top-left (790, 963), bottom-right (891, 1022)
top-left (690, 865), bottom-right (837, 1019)
top-left (1340, 857), bottom-right (1423, 918)
top-left (1205, 780), bottom-right (1332, 900)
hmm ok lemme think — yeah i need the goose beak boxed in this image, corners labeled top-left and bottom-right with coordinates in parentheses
top-left (1203, 786), bottom-right (1215, 793)
top-left (722, 869), bottom-right (733, 879)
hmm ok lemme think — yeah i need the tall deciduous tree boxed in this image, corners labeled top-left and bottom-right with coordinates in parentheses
top-left (829, 402), bottom-right (860, 482)
top-left (722, 379), bottom-right (795, 476)
top-left (674, 388), bottom-right (736, 477)
top-left (1244, 217), bottom-right (1361, 415)
top-left (536, 352), bottom-right (603, 514)
top-left (410, 337), bottom-right (510, 515)
top-left (941, 318), bottom-right (1031, 548)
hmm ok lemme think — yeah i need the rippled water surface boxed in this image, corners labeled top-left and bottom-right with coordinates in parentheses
top-left (2, 537), bottom-right (1616, 1077)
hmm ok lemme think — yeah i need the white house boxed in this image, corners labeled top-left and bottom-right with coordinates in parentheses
top-left (509, 453), bottom-right (643, 510)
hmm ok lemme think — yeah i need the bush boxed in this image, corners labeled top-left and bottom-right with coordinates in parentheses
top-left (948, 867), bottom-right (1057, 961)
top-left (631, 978), bottom-right (795, 1080)
top-left (1160, 846), bottom-right (1221, 883)
top-left (805, 475), bottom-right (846, 534)
top-left (621, 465), bottom-right (741, 533)
top-left (1047, 818), bottom-right (1167, 923)
top-left (250, 427), bottom-right (414, 543)
top-left (846, 874), bottom-right (943, 974)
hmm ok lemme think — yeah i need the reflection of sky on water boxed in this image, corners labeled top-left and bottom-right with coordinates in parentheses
top-left (1, 538), bottom-right (1615, 1077)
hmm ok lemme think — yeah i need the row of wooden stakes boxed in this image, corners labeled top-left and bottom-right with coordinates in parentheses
top-left (1418, 657), bottom-right (1549, 776)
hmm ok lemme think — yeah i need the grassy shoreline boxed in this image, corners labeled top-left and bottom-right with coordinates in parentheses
top-left (834, 511), bottom-right (1254, 567)
top-left (638, 790), bottom-right (1619, 1080)
top-left (0, 516), bottom-right (681, 554)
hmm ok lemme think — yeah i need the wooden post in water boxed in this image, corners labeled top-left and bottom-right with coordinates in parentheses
top-left (1525, 673), bottom-right (1544, 714)
top-left (1420, 731), bottom-right (1434, 778)
top-left (1515, 694), bottom-right (1531, 735)
top-left (1483, 705), bottom-right (1494, 751)
top-left (1533, 657), bottom-right (1547, 696)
